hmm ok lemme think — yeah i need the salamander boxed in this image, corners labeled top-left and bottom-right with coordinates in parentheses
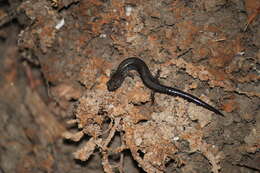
top-left (107, 57), bottom-right (224, 116)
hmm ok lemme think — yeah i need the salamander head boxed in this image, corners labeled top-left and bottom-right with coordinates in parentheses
top-left (106, 72), bottom-right (124, 91)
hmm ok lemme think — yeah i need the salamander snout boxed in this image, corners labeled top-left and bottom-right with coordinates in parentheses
top-left (106, 75), bottom-right (124, 91)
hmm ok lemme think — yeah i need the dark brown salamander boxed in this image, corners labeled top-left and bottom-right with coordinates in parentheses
top-left (107, 57), bottom-right (224, 116)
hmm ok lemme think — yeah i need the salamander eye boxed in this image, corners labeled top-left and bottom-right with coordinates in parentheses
top-left (110, 69), bottom-right (117, 77)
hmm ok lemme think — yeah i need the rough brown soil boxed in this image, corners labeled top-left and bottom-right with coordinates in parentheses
top-left (0, 0), bottom-right (259, 173)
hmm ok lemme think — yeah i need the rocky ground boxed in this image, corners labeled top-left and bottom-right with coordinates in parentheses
top-left (0, 0), bottom-right (259, 172)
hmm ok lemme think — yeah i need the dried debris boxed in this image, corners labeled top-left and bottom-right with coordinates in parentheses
top-left (15, 0), bottom-right (260, 172)
top-left (60, 57), bottom-right (225, 173)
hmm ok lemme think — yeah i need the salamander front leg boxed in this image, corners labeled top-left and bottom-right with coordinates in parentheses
top-left (150, 69), bottom-right (161, 105)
